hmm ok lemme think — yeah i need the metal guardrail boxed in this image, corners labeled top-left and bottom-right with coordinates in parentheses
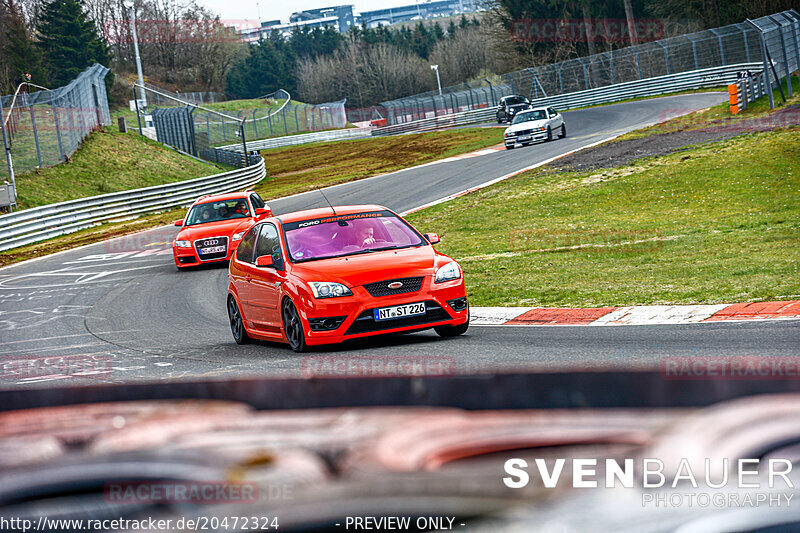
top-left (220, 127), bottom-right (372, 152)
top-left (730, 71), bottom-right (768, 113)
top-left (372, 63), bottom-right (762, 136)
top-left (0, 157), bottom-right (266, 251)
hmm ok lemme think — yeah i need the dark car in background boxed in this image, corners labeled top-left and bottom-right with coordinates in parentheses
top-left (496, 95), bottom-right (532, 123)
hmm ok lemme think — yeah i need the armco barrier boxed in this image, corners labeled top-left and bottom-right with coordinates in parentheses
top-left (728, 71), bottom-right (768, 113)
top-left (0, 157), bottom-right (266, 251)
top-left (372, 63), bottom-right (761, 136)
top-left (219, 127), bottom-right (372, 152)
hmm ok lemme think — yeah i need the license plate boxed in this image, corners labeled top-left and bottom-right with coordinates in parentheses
top-left (374, 302), bottom-right (426, 321)
top-left (199, 245), bottom-right (225, 255)
top-left (517, 135), bottom-right (532, 141)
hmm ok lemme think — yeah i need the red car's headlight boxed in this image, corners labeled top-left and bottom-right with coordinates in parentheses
top-left (435, 261), bottom-right (461, 283)
top-left (309, 282), bottom-right (352, 299)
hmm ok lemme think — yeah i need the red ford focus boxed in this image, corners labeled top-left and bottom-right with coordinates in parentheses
top-left (172, 190), bottom-right (272, 270)
top-left (226, 205), bottom-right (469, 352)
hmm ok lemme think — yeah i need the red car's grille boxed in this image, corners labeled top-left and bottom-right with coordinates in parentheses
top-left (194, 236), bottom-right (228, 261)
top-left (344, 301), bottom-right (451, 335)
top-left (362, 276), bottom-right (424, 297)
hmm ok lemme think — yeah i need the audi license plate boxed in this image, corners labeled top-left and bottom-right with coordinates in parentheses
top-left (200, 246), bottom-right (225, 255)
top-left (374, 302), bottom-right (426, 321)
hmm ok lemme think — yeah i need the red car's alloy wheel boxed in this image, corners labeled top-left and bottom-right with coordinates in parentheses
top-left (282, 298), bottom-right (307, 353)
top-left (227, 297), bottom-right (249, 345)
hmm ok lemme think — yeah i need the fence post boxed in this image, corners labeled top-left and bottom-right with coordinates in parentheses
top-left (747, 19), bottom-right (775, 109)
top-left (688, 35), bottom-right (699, 70)
top-left (770, 15), bottom-right (793, 97)
top-left (709, 28), bottom-right (725, 65)
top-left (67, 95), bottom-right (77, 150)
top-left (294, 104), bottom-right (300, 132)
top-left (282, 105), bottom-right (288, 135)
top-left (556, 64), bottom-right (565, 93)
top-left (449, 92), bottom-right (456, 113)
top-left (28, 102), bottom-right (43, 168)
top-left (577, 58), bottom-right (590, 89)
top-left (465, 84), bottom-right (476, 110)
top-left (240, 121), bottom-right (247, 165)
top-left (133, 87), bottom-right (143, 136)
top-left (525, 68), bottom-right (538, 99)
top-left (657, 41), bottom-right (670, 74)
top-left (484, 78), bottom-right (496, 106)
top-left (0, 101), bottom-right (16, 210)
top-left (91, 81), bottom-right (103, 126)
top-left (740, 27), bottom-right (752, 63)
top-left (781, 12), bottom-right (800, 82)
top-left (52, 101), bottom-right (65, 161)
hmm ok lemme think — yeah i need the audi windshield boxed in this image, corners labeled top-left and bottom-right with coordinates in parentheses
top-left (185, 199), bottom-right (250, 226)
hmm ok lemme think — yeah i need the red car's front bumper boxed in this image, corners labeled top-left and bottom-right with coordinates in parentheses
top-left (173, 246), bottom-right (233, 267)
top-left (295, 277), bottom-right (468, 346)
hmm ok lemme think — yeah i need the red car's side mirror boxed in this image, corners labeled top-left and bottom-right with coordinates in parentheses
top-left (174, 219), bottom-right (183, 227)
top-left (255, 255), bottom-right (274, 268)
top-left (424, 232), bottom-right (441, 244)
top-left (255, 206), bottom-right (272, 218)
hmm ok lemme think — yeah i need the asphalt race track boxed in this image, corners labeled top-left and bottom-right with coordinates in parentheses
top-left (2, 93), bottom-right (798, 389)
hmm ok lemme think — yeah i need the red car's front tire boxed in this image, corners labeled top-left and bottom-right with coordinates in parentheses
top-left (282, 298), bottom-right (307, 353)
top-left (227, 296), bottom-right (250, 345)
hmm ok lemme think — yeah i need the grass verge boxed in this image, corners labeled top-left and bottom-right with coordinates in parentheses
top-left (255, 127), bottom-right (503, 201)
top-left (15, 127), bottom-right (221, 209)
top-left (407, 129), bottom-right (800, 307)
top-left (617, 76), bottom-right (800, 141)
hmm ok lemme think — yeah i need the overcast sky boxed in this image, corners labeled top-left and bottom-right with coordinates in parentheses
top-left (200, 0), bottom-right (425, 27)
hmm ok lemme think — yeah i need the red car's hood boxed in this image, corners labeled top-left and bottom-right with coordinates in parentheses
top-left (177, 218), bottom-right (253, 241)
top-left (290, 245), bottom-right (449, 287)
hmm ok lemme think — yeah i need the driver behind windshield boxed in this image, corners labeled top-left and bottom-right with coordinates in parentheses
top-left (357, 225), bottom-right (376, 247)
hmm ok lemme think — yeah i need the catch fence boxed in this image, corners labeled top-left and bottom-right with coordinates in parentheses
top-left (0, 64), bottom-right (111, 211)
top-left (380, 10), bottom-right (800, 125)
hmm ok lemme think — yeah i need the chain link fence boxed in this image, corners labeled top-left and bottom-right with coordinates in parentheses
top-left (134, 85), bottom-right (349, 167)
top-left (0, 64), bottom-right (111, 210)
top-left (380, 10), bottom-right (799, 125)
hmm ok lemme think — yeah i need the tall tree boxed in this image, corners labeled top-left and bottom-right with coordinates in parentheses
top-left (0, 0), bottom-right (46, 92)
top-left (36, 0), bottom-right (111, 87)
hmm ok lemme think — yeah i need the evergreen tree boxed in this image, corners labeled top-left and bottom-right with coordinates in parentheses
top-left (36, 0), bottom-right (111, 87)
top-left (1, 0), bottom-right (46, 91)
top-left (226, 33), bottom-right (297, 99)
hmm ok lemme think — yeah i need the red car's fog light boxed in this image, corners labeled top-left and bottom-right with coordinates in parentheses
top-left (308, 316), bottom-right (348, 331)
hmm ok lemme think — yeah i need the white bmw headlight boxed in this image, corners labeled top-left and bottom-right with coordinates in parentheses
top-left (232, 230), bottom-right (246, 242)
top-left (309, 282), bottom-right (352, 299)
top-left (504, 132), bottom-right (514, 137)
top-left (435, 261), bottom-right (461, 283)
top-left (174, 239), bottom-right (191, 248)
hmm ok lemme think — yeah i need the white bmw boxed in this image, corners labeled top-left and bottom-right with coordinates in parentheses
top-left (503, 107), bottom-right (566, 149)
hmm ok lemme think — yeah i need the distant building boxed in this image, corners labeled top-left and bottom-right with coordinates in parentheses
top-left (358, 0), bottom-right (477, 28)
top-left (238, 1), bottom-right (480, 42)
top-left (240, 5), bottom-right (355, 41)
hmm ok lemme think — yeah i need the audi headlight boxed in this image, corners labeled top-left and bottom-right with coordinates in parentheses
top-left (232, 230), bottom-right (246, 242)
top-left (309, 282), bottom-right (352, 299)
top-left (435, 261), bottom-right (461, 283)
top-left (174, 240), bottom-right (191, 248)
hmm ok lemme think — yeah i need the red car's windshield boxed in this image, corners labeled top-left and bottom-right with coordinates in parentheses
top-left (283, 210), bottom-right (426, 262)
top-left (185, 199), bottom-right (250, 226)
